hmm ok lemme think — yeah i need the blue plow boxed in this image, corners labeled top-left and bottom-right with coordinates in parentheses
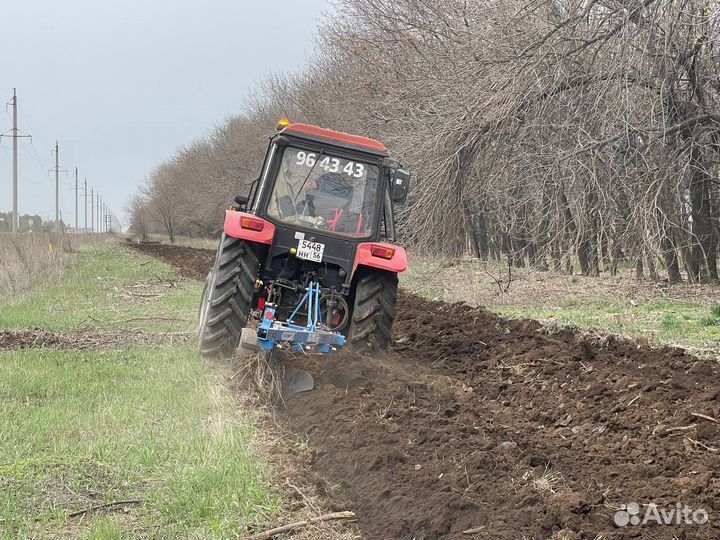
top-left (256, 281), bottom-right (345, 354)
top-left (255, 281), bottom-right (345, 397)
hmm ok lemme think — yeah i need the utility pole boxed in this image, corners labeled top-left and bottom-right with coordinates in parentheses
top-left (2, 89), bottom-right (31, 232)
top-left (83, 176), bottom-right (87, 233)
top-left (54, 142), bottom-right (59, 232)
top-left (74, 167), bottom-right (78, 232)
top-left (83, 178), bottom-right (88, 233)
top-left (12, 91), bottom-right (18, 233)
top-left (49, 142), bottom-right (66, 233)
top-left (96, 193), bottom-right (100, 234)
top-left (90, 187), bottom-right (94, 233)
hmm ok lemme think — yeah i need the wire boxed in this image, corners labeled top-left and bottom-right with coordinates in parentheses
top-left (19, 146), bottom-right (50, 185)
top-left (18, 107), bottom-right (53, 172)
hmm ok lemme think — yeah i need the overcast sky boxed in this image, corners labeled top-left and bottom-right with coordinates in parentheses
top-left (0, 0), bottom-right (328, 228)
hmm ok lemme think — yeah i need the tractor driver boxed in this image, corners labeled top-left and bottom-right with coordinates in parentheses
top-left (268, 159), bottom-right (325, 228)
top-left (306, 171), bottom-right (372, 234)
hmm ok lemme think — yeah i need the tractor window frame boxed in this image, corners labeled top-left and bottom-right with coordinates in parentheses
top-left (250, 141), bottom-right (278, 213)
top-left (383, 183), bottom-right (396, 241)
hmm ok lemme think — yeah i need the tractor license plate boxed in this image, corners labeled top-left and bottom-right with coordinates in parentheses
top-left (296, 239), bottom-right (324, 263)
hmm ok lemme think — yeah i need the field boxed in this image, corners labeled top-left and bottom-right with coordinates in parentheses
top-left (2, 238), bottom-right (720, 539)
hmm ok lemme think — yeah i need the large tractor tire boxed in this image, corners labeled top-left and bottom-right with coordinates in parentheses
top-left (197, 234), bottom-right (259, 357)
top-left (347, 268), bottom-right (398, 352)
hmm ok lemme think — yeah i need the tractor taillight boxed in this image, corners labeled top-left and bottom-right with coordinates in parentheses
top-left (241, 217), bottom-right (264, 232)
top-left (371, 245), bottom-right (394, 259)
top-left (257, 297), bottom-right (266, 310)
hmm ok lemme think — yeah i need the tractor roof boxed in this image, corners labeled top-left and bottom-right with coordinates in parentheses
top-left (280, 123), bottom-right (388, 156)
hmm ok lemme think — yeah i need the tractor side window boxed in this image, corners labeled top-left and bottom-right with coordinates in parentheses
top-left (267, 147), bottom-right (379, 237)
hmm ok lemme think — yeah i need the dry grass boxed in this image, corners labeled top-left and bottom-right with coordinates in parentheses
top-left (142, 233), bottom-right (219, 250)
top-left (0, 234), bottom-right (78, 296)
top-left (403, 256), bottom-right (719, 308)
top-left (231, 350), bottom-right (283, 401)
top-left (531, 467), bottom-right (565, 495)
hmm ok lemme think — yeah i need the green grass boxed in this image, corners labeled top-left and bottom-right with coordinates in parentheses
top-left (402, 259), bottom-right (445, 299)
top-left (0, 241), bottom-right (279, 538)
top-left (0, 244), bottom-right (202, 333)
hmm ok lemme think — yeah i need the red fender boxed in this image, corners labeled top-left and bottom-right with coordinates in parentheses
top-left (353, 242), bottom-right (408, 276)
top-left (224, 210), bottom-right (275, 244)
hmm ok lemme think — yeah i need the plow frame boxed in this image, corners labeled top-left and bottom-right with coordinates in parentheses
top-left (256, 281), bottom-right (346, 353)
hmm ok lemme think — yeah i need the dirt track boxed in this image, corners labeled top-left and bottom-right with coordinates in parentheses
top-left (0, 328), bottom-right (190, 350)
top-left (136, 242), bottom-right (720, 539)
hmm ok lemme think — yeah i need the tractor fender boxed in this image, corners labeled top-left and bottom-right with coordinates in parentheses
top-left (223, 210), bottom-right (275, 244)
top-left (352, 242), bottom-right (408, 276)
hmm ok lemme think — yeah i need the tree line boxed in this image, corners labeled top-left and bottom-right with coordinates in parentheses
top-left (129, 0), bottom-right (720, 282)
top-left (0, 212), bottom-right (59, 233)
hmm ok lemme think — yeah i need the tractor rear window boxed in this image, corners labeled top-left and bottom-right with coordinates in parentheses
top-left (267, 146), bottom-right (380, 236)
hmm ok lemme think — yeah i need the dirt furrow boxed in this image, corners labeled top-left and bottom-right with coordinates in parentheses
top-left (284, 294), bottom-right (720, 538)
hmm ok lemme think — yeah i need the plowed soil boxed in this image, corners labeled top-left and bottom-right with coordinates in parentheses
top-left (129, 241), bottom-right (214, 280)
top-left (137, 242), bottom-right (720, 539)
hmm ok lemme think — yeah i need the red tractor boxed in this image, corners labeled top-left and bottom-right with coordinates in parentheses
top-left (197, 121), bottom-right (410, 359)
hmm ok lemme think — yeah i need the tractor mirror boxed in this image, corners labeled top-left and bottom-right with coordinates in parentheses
top-left (233, 195), bottom-right (248, 211)
top-left (391, 169), bottom-right (410, 205)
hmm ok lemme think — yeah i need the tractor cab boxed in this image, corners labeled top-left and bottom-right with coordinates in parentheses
top-left (198, 120), bottom-right (410, 360)
top-left (235, 123), bottom-right (408, 277)
top-left (254, 123), bottom-right (401, 235)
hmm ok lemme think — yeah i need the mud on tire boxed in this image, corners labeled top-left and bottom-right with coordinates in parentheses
top-left (197, 234), bottom-right (258, 357)
top-left (347, 268), bottom-right (398, 352)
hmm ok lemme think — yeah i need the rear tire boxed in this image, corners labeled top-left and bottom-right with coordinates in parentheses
top-left (347, 268), bottom-right (398, 352)
top-left (197, 234), bottom-right (259, 357)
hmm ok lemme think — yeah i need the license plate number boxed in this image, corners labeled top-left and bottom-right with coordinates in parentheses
top-left (296, 239), bottom-right (324, 262)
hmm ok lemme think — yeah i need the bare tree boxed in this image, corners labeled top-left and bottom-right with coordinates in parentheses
top-left (126, 193), bottom-right (150, 242)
